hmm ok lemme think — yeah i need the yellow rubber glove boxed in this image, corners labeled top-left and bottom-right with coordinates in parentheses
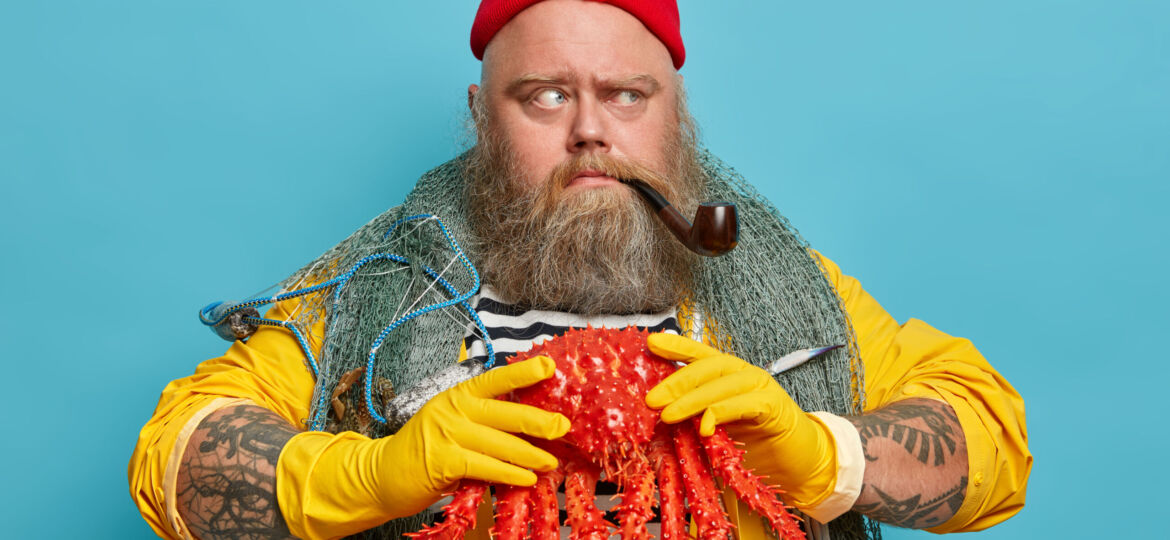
top-left (644, 333), bottom-right (839, 508)
top-left (277, 356), bottom-right (570, 540)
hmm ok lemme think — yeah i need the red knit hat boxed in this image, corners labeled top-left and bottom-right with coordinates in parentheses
top-left (470, 0), bottom-right (685, 69)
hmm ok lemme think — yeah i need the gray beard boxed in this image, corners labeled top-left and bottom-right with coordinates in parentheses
top-left (463, 143), bottom-right (700, 316)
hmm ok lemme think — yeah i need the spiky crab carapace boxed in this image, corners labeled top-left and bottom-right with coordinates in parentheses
top-left (410, 326), bottom-right (807, 539)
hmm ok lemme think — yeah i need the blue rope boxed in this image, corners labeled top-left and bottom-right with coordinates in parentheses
top-left (199, 278), bottom-right (345, 327)
top-left (198, 214), bottom-right (494, 432)
top-left (307, 214), bottom-right (494, 429)
top-left (376, 215), bottom-right (494, 365)
top-left (240, 316), bottom-right (321, 379)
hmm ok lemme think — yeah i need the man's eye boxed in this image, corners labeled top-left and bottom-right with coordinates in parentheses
top-left (613, 90), bottom-right (640, 105)
top-left (533, 89), bottom-right (567, 107)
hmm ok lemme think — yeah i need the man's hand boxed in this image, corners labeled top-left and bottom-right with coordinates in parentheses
top-left (374, 355), bottom-right (570, 513)
top-left (644, 333), bottom-right (839, 507)
top-left (277, 356), bottom-right (569, 539)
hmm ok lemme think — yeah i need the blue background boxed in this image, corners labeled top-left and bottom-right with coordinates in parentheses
top-left (1, 1), bottom-right (1165, 538)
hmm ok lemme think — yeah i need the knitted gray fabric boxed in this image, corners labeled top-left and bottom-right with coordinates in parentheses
top-left (279, 149), bottom-right (880, 539)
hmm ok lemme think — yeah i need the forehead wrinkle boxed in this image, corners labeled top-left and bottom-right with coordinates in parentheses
top-left (504, 71), bottom-right (661, 95)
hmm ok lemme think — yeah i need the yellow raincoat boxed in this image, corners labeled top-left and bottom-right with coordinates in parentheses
top-left (128, 253), bottom-right (1030, 538)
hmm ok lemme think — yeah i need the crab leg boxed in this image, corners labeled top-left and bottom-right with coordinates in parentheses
top-left (703, 426), bottom-right (807, 540)
top-left (650, 427), bottom-right (688, 539)
top-left (675, 424), bottom-right (735, 539)
top-left (405, 480), bottom-right (487, 540)
top-left (531, 467), bottom-right (565, 539)
top-left (564, 458), bottom-right (610, 540)
top-left (490, 483), bottom-right (533, 539)
top-left (613, 454), bottom-right (656, 539)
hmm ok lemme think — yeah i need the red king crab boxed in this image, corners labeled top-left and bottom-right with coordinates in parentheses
top-left (410, 326), bottom-right (807, 539)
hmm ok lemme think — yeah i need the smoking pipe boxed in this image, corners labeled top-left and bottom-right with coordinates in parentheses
top-left (620, 178), bottom-right (738, 257)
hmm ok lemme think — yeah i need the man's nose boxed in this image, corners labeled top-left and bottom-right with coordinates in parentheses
top-left (567, 98), bottom-right (609, 153)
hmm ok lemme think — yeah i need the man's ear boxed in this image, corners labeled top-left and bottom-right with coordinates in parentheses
top-left (467, 84), bottom-right (480, 112)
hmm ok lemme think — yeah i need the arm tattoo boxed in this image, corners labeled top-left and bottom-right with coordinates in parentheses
top-left (854, 402), bottom-right (957, 466)
top-left (175, 404), bottom-right (299, 539)
top-left (854, 477), bottom-right (967, 527)
top-left (847, 398), bottom-right (969, 529)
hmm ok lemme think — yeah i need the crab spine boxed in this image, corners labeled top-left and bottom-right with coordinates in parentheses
top-left (490, 483), bottom-right (532, 539)
top-left (564, 460), bottom-right (610, 539)
top-left (531, 468), bottom-right (565, 539)
top-left (650, 427), bottom-right (688, 538)
top-left (675, 424), bottom-right (735, 538)
top-left (703, 426), bottom-right (808, 539)
top-left (405, 480), bottom-right (486, 540)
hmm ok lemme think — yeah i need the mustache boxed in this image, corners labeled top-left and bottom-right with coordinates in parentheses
top-left (546, 153), bottom-right (678, 201)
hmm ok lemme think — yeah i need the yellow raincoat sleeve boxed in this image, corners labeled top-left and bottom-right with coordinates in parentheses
top-left (815, 252), bottom-right (1031, 533)
top-left (127, 299), bottom-right (320, 539)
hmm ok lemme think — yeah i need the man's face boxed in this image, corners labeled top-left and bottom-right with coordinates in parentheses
top-left (464, 0), bottom-right (701, 315)
top-left (471, 0), bottom-right (681, 191)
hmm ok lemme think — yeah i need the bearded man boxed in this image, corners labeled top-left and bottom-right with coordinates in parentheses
top-left (129, 1), bottom-right (1031, 539)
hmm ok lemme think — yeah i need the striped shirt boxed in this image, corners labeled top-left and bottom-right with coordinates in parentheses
top-left (462, 284), bottom-right (681, 367)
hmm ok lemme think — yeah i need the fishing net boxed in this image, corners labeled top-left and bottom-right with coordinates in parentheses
top-left (253, 149), bottom-right (878, 539)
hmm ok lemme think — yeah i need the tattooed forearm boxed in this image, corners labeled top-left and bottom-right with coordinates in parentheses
top-left (847, 398), bottom-right (968, 529)
top-left (855, 401), bottom-right (957, 466)
top-left (175, 404), bottom-right (299, 539)
top-left (854, 477), bottom-right (967, 527)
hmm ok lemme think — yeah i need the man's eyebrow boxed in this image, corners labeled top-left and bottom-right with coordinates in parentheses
top-left (604, 74), bottom-right (661, 92)
top-left (505, 73), bottom-right (576, 96)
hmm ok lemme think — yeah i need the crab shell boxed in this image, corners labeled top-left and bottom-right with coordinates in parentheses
top-left (506, 325), bottom-right (677, 470)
